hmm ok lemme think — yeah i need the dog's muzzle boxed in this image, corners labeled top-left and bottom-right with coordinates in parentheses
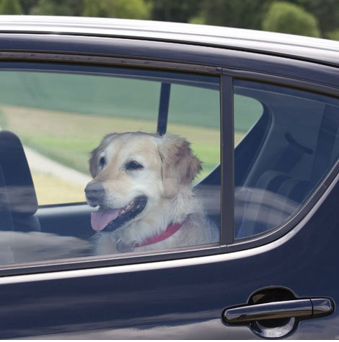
top-left (85, 181), bottom-right (148, 232)
top-left (105, 195), bottom-right (148, 232)
top-left (85, 181), bottom-right (105, 207)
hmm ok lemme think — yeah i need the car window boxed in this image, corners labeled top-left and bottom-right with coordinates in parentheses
top-left (0, 64), bottom-right (220, 266)
top-left (234, 94), bottom-right (263, 146)
top-left (167, 83), bottom-right (220, 181)
top-left (234, 80), bottom-right (339, 239)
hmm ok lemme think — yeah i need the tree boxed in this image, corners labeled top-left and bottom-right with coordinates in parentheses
top-left (31, 0), bottom-right (84, 16)
top-left (198, 0), bottom-right (273, 29)
top-left (326, 29), bottom-right (339, 41)
top-left (262, 1), bottom-right (321, 37)
top-left (0, 0), bottom-right (23, 14)
top-left (147, 0), bottom-right (203, 23)
top-left (83, 0), bottom-right (151, 19)
top-left (295, 0), bottom-right (339, 38)
top-left (19, 0), bottom-right (39, 14)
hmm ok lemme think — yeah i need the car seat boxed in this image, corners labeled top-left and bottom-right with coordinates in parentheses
top-left (0, 130), bottom-right (40, 233)
top-left (236, 104), bottom-right (339, 238)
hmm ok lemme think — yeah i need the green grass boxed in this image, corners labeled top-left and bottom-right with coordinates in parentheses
top-left (0, 105), bottom-right (223, 179)
top-left (0, 69), bottom-right (262, 207)
top-left (0, 71), bottom-right (221, 129)
top-left (0, 104), bottom-right (249, 205)
top-left (0, 70), bottom-right (259, 205)
top-left (234, 94), bottom-right (264, 132)
top-left (0, 71), bottom-right (257, 155)
top-left (20, 135), bottom-right (97, 173)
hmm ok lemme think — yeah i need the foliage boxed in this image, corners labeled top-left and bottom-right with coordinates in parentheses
top-left (83, 0), bottom-right (151, 19)
top-left (326, 29), bottom-right (339, 41)
top-left (296, 0), bottom-right (339, 37)
top-left (0, 0), bottom-right (338, 40)
top-left (262, 1), bottom-right (321, 37)
top-left (147, 0), bottom-right (203, 23)
top-left (19, 0), bottom-right (39, 14)
top-left (31, 0), bottom-right (83, 16)
top-left (198, 0), bottom-right (273, 29)
top-left (0, 0), bottom-right (23, 14)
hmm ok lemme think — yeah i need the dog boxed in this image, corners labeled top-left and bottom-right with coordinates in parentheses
top-left (85, 132), bottom-right (218, 254)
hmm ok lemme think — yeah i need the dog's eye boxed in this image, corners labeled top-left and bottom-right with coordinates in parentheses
top-left (125, 160), bottom-right (143, 171)
top-left (99, 156), bottom-right (106, 168)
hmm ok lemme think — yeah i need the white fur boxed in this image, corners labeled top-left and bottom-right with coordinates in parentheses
top-left (87, 133), bottom-right (219, 255)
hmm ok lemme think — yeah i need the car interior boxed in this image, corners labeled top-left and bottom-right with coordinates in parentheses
top-left (0, 75), bottom-right (338, 266)
top-left (234, 82), bottom-right (339, 238)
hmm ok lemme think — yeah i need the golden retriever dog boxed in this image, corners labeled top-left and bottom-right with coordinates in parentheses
top-left (85, 132), bottom-right (218, 254)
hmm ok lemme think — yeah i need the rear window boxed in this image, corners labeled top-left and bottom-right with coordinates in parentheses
top-left (0, 64), bottom-right (221, 267)
top-left (234, 80), bottom-right (339, 239)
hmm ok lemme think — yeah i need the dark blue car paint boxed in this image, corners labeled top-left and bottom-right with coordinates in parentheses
top-left (0, 17), bottom-right (338, 339)
top-left (0, 173), bottom-right (337, 339)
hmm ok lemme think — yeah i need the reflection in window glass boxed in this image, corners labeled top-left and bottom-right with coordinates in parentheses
top-left (234, 94), bottom-right (263, 146)
top-left (234, 80), bottom-right (339, 239)
top-left (0, 70), bottom-right (161, 205)
top-left (0, 65), bottom-right (220, 266)
top-left (167, 83), bottom-right (220, 181)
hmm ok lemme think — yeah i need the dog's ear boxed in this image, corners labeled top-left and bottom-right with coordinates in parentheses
top-left (158, 134), bottom-right (202, 198)
top-left (89, 133), bottom-right (117, 178)
top-left (89, 145), bottom-right (101, 178)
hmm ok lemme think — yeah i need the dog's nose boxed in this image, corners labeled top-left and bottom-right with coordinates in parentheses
top-left (85, 181), bottom-right (105, 207)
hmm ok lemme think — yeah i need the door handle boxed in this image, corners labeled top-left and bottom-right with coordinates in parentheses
top-left (223, 298), bottom-right (334, 325)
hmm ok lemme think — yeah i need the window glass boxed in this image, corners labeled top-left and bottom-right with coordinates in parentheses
top-left (0, 70), bottom-right (161, 204)
top-left (167, 83), bottom-right (220, 180)
top-left (234, 94), bottom-right (263, 146)
top-left (234, 80), bottom-right (339, 239)
top-left (0, 64), bottom-right (220, 266)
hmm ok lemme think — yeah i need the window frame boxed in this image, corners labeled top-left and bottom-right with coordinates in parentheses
top-left (0, 51), bottom-right (338, 276)
top-left (0, 55), bottom-right (226, 276)
top-left (0, 60), bottom-right (221, 206)
top-left (224, 69), bottom-right (339, 253)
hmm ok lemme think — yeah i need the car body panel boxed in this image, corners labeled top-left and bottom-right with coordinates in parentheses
top-left (0, 16), bottom-right (338, 67)
top-left (0, 173), bottom-right (338, 339)
top-left (1, 35), bottom-right (339, 94)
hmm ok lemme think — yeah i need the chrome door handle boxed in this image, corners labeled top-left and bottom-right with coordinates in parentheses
top-left (223, 298), bottom-right (334, 325)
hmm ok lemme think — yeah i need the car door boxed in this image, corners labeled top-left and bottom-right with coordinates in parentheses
top-left (0, 35), bottom-right (338, 340)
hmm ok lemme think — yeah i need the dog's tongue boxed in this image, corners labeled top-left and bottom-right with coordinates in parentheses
top-left (91, 209), bottom-right (120, 231)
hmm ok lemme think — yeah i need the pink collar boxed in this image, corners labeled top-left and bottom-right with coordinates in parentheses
top-left (136, 221), bottom-right (184, 248)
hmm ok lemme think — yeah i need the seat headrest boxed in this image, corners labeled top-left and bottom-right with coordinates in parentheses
top-left (0, 131), bottom-right (38, 216)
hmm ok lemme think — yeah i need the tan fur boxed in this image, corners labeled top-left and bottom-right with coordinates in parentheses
top-left (87, 132), bottom-right (218, 255)
top-left (158, 135), bottom-right (202, 198)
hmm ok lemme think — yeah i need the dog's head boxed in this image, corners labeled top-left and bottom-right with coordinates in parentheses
top-left (85, 132), bottom-right (201, 233)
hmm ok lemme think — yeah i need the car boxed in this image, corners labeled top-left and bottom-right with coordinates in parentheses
top-left (0, 15), bottom-right (338, 339)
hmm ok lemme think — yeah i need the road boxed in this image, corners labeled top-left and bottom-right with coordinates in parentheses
top-left (24, 145), bottom-right (91, 186)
